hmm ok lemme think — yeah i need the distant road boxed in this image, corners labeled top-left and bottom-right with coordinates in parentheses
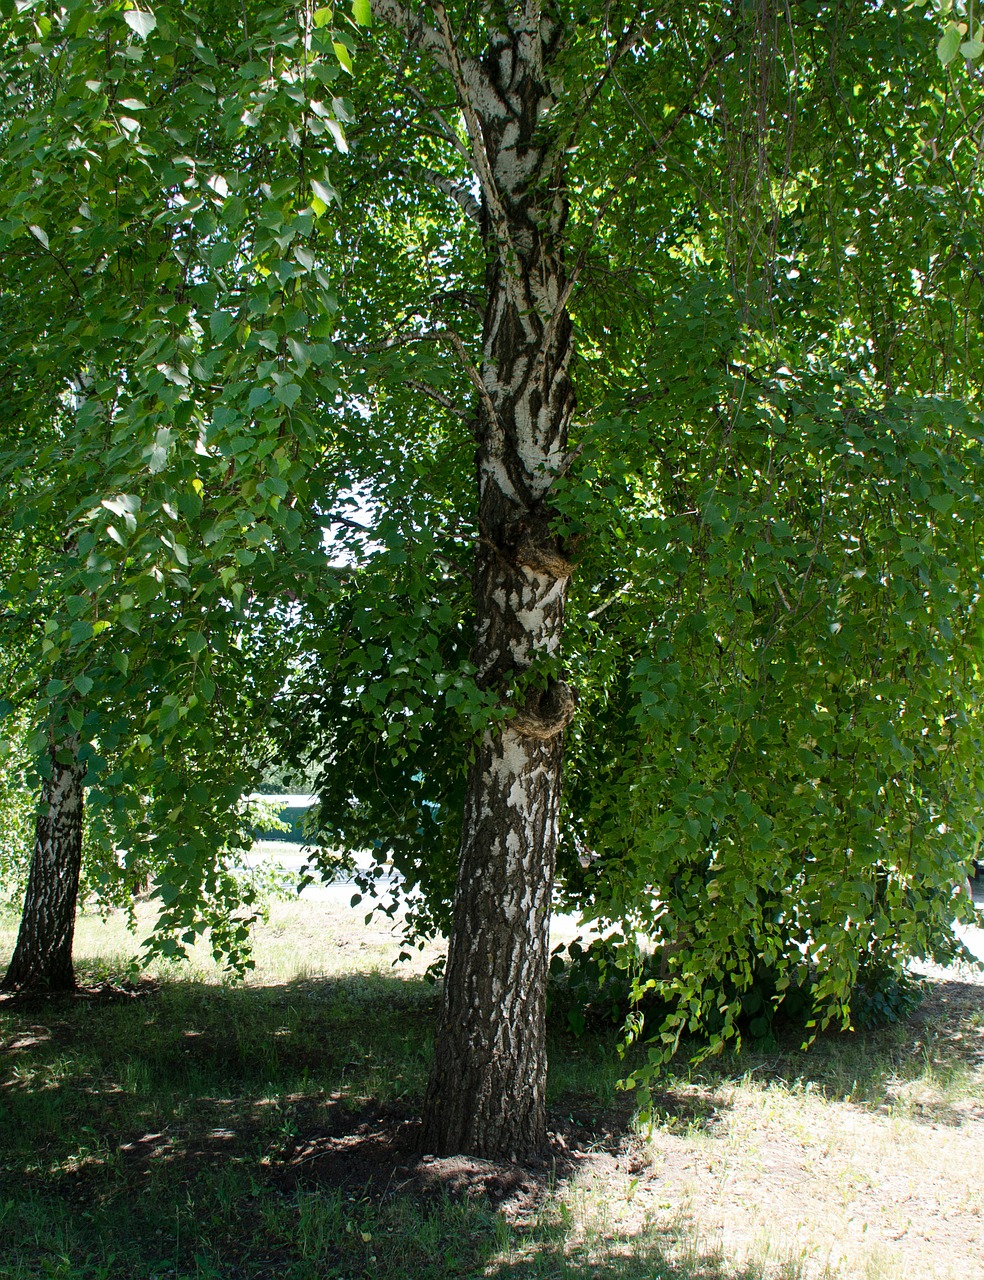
top-left (247, 793), bottom-right (392, 902)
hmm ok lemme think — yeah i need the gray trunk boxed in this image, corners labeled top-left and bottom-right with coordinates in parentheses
top-left (420, 13), bottom-right (576, 1158)
top-left (2, 737), bottom-right (85, 993)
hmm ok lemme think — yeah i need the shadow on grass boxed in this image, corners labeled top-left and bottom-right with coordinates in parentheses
top-left (2, 958), bottom-right (982, 1278)
top-left (0, 964), bottom-right (694, 1277)
top-left (0, 1183), bottom-right (780, 1280)
top-left (662, 971), bottom-right (984, 1130)
top-left (0, 971), bottom-right (436, 1176)
top-left (0, 963), bottom-right (757, 1278)
top-left (0, 966), bottom-right (637, 1202)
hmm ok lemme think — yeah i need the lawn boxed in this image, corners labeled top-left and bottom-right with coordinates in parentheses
top-left (1, 899), bottom-right (982, 1280)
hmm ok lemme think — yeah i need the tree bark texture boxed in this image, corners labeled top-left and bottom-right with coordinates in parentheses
top-left (418, 11), bottom-right (577, 1158)
top-left (2, 738), bottom-right (85, 993)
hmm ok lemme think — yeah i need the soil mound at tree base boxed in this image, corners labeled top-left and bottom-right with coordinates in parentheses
top-left (270, 1106), bottom-right (636, 1216)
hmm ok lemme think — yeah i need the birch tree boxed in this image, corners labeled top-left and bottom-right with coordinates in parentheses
top-left (4, 0), bottom-right (983, 1157)
top-left (298, 0), bottom-right (983, 1157)
top-left (0, 0), bottom-right (360, 987)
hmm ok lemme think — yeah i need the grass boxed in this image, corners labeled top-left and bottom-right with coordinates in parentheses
top-left (1, 899), bottom-right (982, 1280)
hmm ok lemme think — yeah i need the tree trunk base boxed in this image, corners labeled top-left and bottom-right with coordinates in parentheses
top-left (2, 739), bottom-right (84, 994)
top-left (420, 728), bottom-right (561, 1160)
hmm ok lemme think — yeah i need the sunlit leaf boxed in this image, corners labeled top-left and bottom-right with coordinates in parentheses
top-left (938, 22), bottom-right (961, 64)
top-left (124, 8), bottom-right (157, 39)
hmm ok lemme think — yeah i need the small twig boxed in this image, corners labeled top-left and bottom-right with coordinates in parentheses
top-left (326, 513), bottom-right (375, 534)
top-left (556, 439), bottom-right (585, 477)
top-left (24, 235), bottom-right (83, 301)
top-left (405, 379), bottom-right (469, 419)
top-left (376, 48), bottom-right (473, 167)
top-left (346, 326), bottom-right (497, 432)
top-left (586, 584), bottom-right (630, 621)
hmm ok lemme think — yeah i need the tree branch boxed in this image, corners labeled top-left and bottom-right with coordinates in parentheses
top-left (376, 47), bottom-right (474, 167)
top-left (429, 2), bottom-right (527, 307)
top-left (370, 0), bottom-right (454, 70)
top-left (417, 167), bottom-right (482, 222)
top-left (553, 17), bottom-right (654, 184)
top-left (324, 512), bottom-right (469, 577)
top-left (406, 379), bottom-right (470, 419)
top-left (345, 325), bottom-right (497, 434)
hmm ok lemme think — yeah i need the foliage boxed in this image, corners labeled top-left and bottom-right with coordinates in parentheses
top-left (261, 0), bottom-right (984, 1076)
top-left (925, 0), bottom-right (984, 67)
top-left (0, 0), bottom-right (368, 964)
top-left (559, 384), bottom-right (984, 1071)
top-left (3, 0), bottom-right (984, 1074)
top-left (0, 717), bottom-right (34, 908)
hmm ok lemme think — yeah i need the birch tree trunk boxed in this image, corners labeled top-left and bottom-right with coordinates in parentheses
top-left (2, 737), bottom-right (85, 993)
top-left (411, 8), bottom-right (577, 1159)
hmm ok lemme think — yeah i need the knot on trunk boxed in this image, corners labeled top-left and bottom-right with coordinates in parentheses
top-left (510, 679), bottom-right (577, 740)
top-left (507, 511), bottom-right (574, 580)
top-left (514, 533), bottom-right (574, 579)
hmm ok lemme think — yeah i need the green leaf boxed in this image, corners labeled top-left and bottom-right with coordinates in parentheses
top-left (210, 311), bottom-right (236, 341)
top-left (326, 120), bottom-right (349, 154)
top-left (69, 619), bottom-right (94, 646)
top-left (352, 0), bottom-right (371, 25)
top-left (310, 178), bottom-right (339, 207)
top-left (124, 8), bottom-right (157, 39)
top-left (332, 41), bottom-right (353, 73)
top-left (74, 674), bottom-right (94, 696)
top-left (272, 378), bottom-right (299, 404)
top-left (938, 23), bottom-right (962, 64)
top-left (959, 38), bottom-right (984, 60)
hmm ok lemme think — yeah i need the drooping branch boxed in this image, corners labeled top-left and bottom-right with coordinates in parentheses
top-left (551, 18), bottom-right (654, 183)
top-left (532, 55), bottom-right (722, 399)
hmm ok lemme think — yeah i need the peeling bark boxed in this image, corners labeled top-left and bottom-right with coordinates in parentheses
top-left (417, 8), bottom-right (576, 1158)
top-left (2, 738), bottom-right (85, 993)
